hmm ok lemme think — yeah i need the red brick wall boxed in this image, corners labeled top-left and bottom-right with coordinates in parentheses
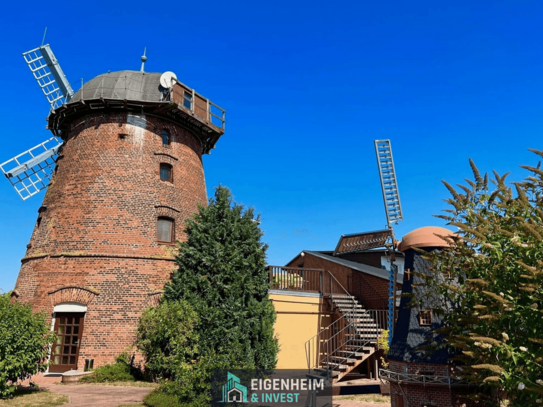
top-left (286, 253), bottom-right (400, 310)
top-left (14, 112), bottom-right (207, 369)
top-left (388, 360), bottom-right (480, 407)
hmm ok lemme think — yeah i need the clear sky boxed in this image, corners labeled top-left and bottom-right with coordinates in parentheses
top-left (1, 0), bottom-right (542, 291)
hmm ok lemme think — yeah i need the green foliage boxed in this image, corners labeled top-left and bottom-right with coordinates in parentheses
top-left (412, 149), bottom-right (543, 406)
top-left (164, 186), bottom-right (279, 371)
top-left (153, 186), bottom-right (278, 404)
top-left (0, 292), bottom-right (56, 398)
top-left (79, 352), bottom-right (143, 383)
top-left (378, 330), bottom-right (390, 369)
top-left (143, 381), bottom-right (209, 407)
top-left (135, 300), bottom-right (199, 381)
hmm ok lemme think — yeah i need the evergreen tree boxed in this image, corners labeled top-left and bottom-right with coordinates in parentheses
top-left (411, 150), bottom-right (543, 406)
top-left (164, 186), bottom-right (278, 371)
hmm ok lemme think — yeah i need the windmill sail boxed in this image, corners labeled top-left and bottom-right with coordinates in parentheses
top-left (1, 43), bottom-right (73, 200)
top-left (22, 44), bottom-right (74, 110)
top-left (375, 139), bottom-right (403, 227)
top-left (0, 137), bottom-right (62, 200)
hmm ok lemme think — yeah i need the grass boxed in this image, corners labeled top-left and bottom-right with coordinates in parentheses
top-left (335, 394), bottom-right (391, 403)
top-left (0, 389), bottom-right (69, 407)
top-left (117, 405), bottom-right (144, 407)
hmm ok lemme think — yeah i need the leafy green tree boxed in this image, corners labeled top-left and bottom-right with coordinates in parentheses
top-left (164, 186), bottom-right (278, 371)
top-left (412, 150), bottom-right (543, 406)
top-left (0, 292), bottom-right (56, 398)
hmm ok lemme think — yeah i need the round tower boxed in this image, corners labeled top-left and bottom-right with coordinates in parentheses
top-left (13, 70), bottom-right (225, 372)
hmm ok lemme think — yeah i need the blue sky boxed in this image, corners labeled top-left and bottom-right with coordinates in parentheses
top-left (1, 0), bottom-right (542, 291)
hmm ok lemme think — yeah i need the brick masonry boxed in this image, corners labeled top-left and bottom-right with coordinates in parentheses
top-left (14, 112), bottom-right (208, 370)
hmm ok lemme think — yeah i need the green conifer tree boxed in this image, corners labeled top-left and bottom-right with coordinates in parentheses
top-left (411, 150), bottom-right (543, 406)
top-left (163, 186), bottom-right (278, 371)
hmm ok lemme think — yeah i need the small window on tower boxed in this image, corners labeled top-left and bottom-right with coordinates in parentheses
top-left (183, 91), bottom-right (192, 109)
top-left (419, 310), bottom-right (433, 326)
top-left (160, 163), bottom-right (173, 183)
top-left (157, 217), bottom-right (174, 243)
top-left (162, 129), bottom-right (171, 145)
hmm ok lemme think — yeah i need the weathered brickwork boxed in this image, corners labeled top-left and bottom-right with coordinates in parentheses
top-left (389, 360), bottom-right (481, 407)
top-left (14, 112), bottom-right (208, 369)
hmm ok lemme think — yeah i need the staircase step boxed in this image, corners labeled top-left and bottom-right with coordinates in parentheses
top-left (313, 368), bottom-right (339, 377)
top-left (335, 350), bottom-right (364, 357)
top-left (344, 346), bottom-right (375, 352)
top-left (321, 362), bottom-right (348, 369)
top-left (328, 356), bottom-right (356, 363)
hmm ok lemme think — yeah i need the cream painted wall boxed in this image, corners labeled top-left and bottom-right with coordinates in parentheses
top-left (270, 292), bottom-right (331, 369)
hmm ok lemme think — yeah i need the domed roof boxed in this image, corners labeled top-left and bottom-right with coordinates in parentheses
top-left (398, 226), bottom-right (456, 252)
top-left (68, 71), bottom-right (164, 104)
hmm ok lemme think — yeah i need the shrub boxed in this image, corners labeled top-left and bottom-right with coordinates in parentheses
top-left (135, 301), bottom-right (199, 381)
top-left (0, 292), bottom-right (56, 398)
top-left (79, 352), bottom-right (142, 383)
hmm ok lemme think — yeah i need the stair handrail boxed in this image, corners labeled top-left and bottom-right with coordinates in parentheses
top-left (304, 315), bottom-right (346, 372)
top-left (325, 270), bottom-right (359, 322)
top-left (322, 318), bottom-right (378, 374)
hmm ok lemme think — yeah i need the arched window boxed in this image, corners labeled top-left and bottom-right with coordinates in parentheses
top-left (157, 217), bottom-right (174, 243)
top-left (162, 129), bottom-right (170, 145)
top-left (160, 163), bottom-right (173, 182)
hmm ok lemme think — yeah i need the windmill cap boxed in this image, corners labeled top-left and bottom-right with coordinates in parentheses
top-left (398, 226), bottom-right (456, 252)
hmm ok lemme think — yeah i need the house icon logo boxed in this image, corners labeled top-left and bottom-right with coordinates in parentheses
top-left (219, 372), bottom-right (248, 403)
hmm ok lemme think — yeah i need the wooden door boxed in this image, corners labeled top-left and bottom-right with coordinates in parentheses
top-left (49, 313), bottom-right (85, 373)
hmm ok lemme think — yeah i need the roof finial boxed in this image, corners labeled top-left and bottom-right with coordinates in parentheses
top-left (140, 48), bottom-right (147, 72)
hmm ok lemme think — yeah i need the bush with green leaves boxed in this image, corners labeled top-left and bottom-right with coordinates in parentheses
top-left (411, 151), bottom-right (543, 406)
top-left (0, 292), bottom-right (56, 398)
top-left (79, 352), bottom-right (143, 383)
top-left (135, 300), bottom-right (199, 381)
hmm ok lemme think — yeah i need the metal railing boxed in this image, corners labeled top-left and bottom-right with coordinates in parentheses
top-left (268, 266), bottom-right (356, 298)
top-left (305, 316), bottom-right (347, 373)
top-left (366, 309), bottom-right (389, 331)
top-left (268, 266), bottom-right (323, 292)
top-left (305, 309), bottom-right (389, 374)
top-left (171, 80), bottom-right (226, 130)
top-left (379, 369), bottom-right (466, 386)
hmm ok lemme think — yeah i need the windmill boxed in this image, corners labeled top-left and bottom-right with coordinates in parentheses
top-left (0, 43), bottom-right (73, 200)
top-left (333, 139), bottom-right (404, 339)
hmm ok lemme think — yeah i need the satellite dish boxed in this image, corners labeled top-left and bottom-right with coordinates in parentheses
top-left (160, 71), bottom-right (177, 88)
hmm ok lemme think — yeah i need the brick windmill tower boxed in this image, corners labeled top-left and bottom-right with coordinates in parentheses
top-left (2, 44), bottom-right (225, 372)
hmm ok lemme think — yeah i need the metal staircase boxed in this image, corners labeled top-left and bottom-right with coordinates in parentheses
top-left (305, 294), bottom-right (384, 383)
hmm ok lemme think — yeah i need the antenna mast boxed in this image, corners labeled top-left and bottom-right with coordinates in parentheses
top-left (374, 139), bottom-right (403, 341)
top-left (140, 48), bottom-right (147, 72)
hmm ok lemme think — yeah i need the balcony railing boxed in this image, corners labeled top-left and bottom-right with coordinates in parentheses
top-left (268, 266), bottom-right (357, 297)
top-left (170, 80), bottom-right (225, 131)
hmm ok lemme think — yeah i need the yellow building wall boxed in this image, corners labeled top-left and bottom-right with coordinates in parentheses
top-left (270, 292), bottom-right (331, 369)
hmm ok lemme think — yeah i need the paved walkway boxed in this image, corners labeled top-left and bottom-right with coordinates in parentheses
top-left (333, 400), bottom-right (389, 407)
top-left (19, 374), bottom-right (152, 406)
top-left (51, 384), bottom-right (152, 407)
